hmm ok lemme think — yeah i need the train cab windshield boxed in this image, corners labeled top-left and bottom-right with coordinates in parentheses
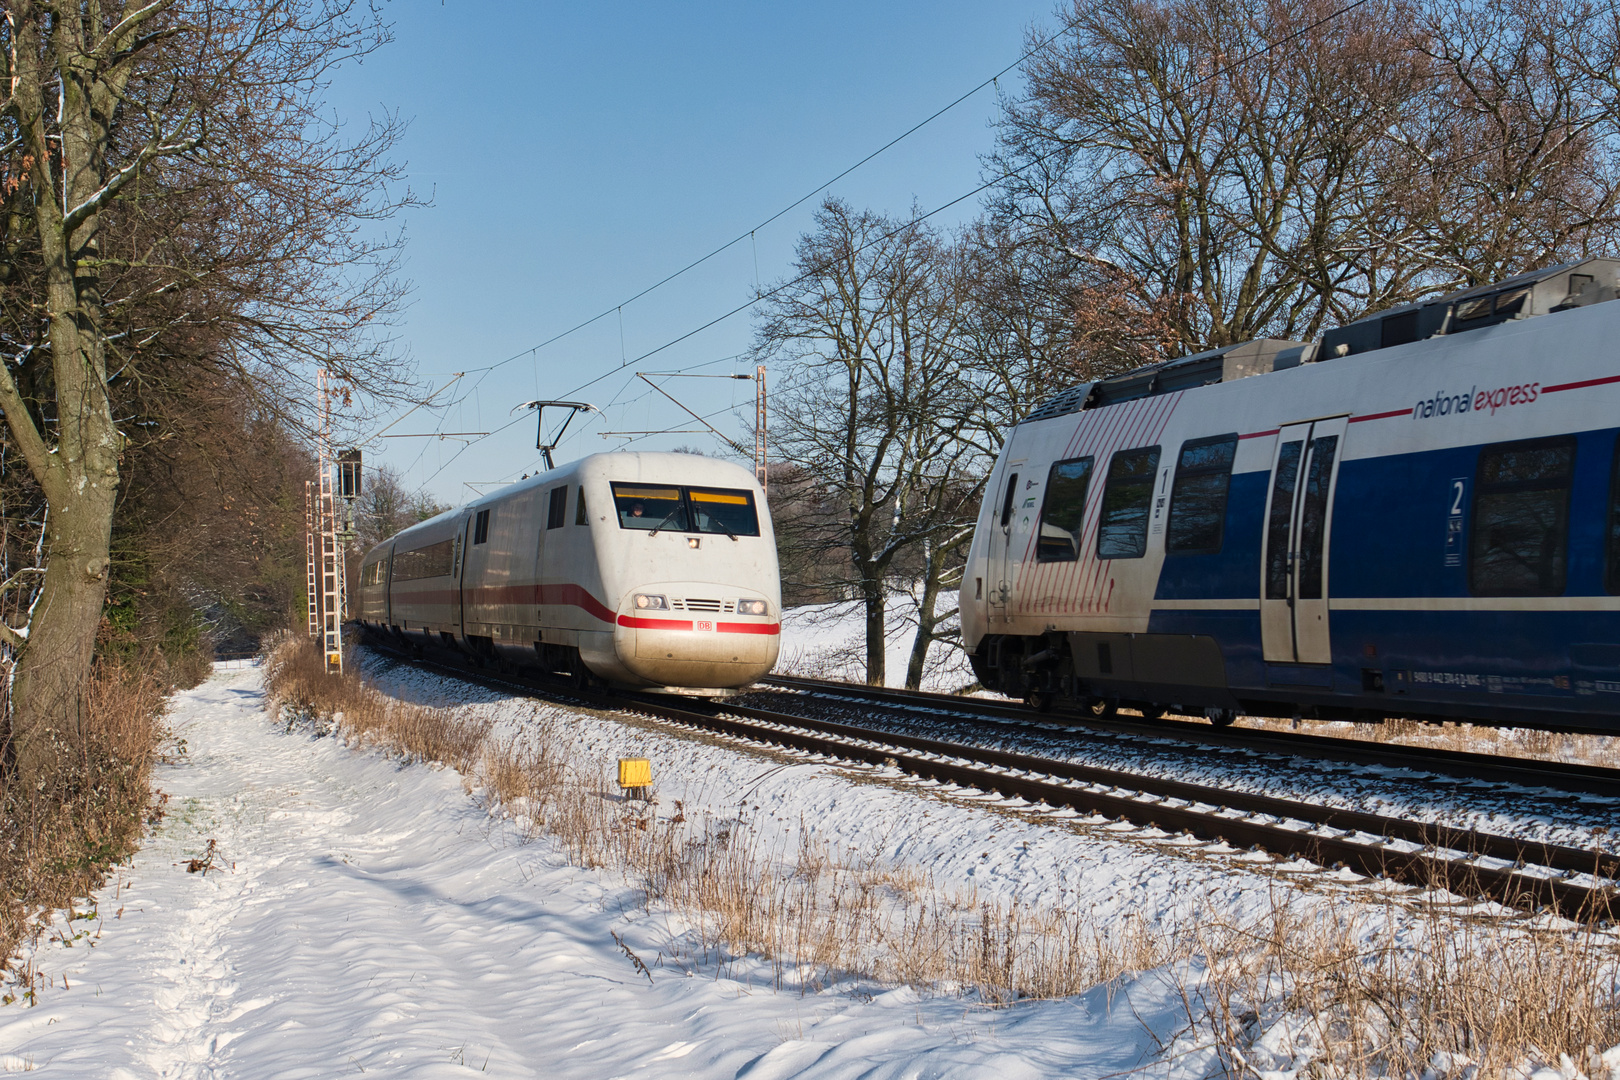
top-left (611, 483), bottom-right (760, 537)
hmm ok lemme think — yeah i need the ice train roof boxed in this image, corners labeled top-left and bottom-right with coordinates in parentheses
top-left (364, 451), bottom-right (758, 559)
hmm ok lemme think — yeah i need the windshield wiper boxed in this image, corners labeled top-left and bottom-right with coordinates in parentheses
top-left (646, 509), bottom-right (683, 536)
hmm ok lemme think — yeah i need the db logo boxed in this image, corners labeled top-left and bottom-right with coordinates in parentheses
top-left (696, 620), bottom-right (714, 632)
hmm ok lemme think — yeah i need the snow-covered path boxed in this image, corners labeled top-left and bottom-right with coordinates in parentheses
top-left (0, 667), bottom-right (1193, 1079)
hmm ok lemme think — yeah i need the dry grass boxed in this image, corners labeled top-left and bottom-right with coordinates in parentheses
top-left (0, 659), bottom-right (168, 1002)
top-left (1225, 712), bottom-right (1620, 769)
top-left (261, 635), bottom-right (489, 772)
top-left (1173, 892), bottom-right (1620, 1077)
top-left (266, 634), bottom-right (1171, 1001)
top-left (269, 635), bottom-right (1620, 1072)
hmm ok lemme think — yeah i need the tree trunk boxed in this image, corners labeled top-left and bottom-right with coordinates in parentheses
top-left (905, 573), bottom-right (942, 691)
top-left (861, 579), bottom-right (886, 686)
top-left (8, 513), bottom-right (113, 784)
top-left (7, 269), bottom-right (121, 787)
top-left (1, 5), bottom-right (128, 788)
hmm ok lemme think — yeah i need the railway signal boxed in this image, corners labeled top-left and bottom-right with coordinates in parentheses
top-left (308, 369), bottom-right (346, 675)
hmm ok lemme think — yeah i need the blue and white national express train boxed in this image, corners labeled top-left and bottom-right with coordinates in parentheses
top-left (356, 452), bottom-right (781, 694)
top-left (964, 258), bottom-right (1620, 733)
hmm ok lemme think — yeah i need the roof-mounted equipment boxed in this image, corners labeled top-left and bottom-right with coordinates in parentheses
top-left (1319, 257), bottom-right (1620, 360)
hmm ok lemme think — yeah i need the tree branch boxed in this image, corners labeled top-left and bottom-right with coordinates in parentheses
top-left (0, 356), bottom-right (62, 502)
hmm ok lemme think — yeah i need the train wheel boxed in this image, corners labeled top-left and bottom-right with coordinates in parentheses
top-left (1138, 704), bottom-right (1166, 721)
top-left (567, 652), bottom-right (595, 691)
top-left (1085, 696), bottom-right (1118, 719)
top-left (1026, 690), bottom-right (1054, 713)
top-left (1206, 707), bottom-right (1238, 727)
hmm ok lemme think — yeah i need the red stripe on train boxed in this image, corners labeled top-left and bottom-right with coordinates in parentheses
top-left (616, 615), bottom-right (695, 630)
top-left (616, 615), bottom-right (780, 635)
top-left (536, 583), bottom-right (617, 623)
top-left (1542, 373), bottom-right (1620, 394)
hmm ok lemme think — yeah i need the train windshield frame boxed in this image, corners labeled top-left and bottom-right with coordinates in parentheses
top-left (611, 482), bottom-right (761, 537)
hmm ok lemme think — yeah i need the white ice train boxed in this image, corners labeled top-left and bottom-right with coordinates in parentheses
top-left (356, 452), bottom-right (781, 694)
top-left (963, 258), bottom-right (1620, 733)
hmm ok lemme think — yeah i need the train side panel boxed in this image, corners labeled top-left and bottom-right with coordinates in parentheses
top-left (383, 512), bottom-right (465, 643)
top-left (463, 484), bottom-right (543, 656)
top-left (356, 542), bottom-right (392, 624)
top-left (966, 263), bottom-right (1620, 731)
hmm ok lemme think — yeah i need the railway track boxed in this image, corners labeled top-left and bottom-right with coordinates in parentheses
top-left (363, 643), bottom-right (1619, 921)
top-left (761, 674), bottom-right (1620, 801)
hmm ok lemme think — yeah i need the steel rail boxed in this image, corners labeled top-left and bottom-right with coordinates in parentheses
top-left (762, 674), bottom-right (1620, 800)
top-left (693, 699), bottom-right (1617, 917)
top-left (361, 644), bottom-right (1616, 920)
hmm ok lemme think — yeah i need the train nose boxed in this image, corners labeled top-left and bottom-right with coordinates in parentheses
top-left (613, 583), bottom-right (780, 691)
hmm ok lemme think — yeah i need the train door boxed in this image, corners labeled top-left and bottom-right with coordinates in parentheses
top-left (988, 465), bottom-right (1023, 621)
top-left (451, 514), bottom-right (470, 634)
top-left (1260, 416), bottom-right (1348, 664)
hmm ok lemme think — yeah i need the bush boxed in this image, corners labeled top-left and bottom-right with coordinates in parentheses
top-left (0, 659), bottom-right (166, 997)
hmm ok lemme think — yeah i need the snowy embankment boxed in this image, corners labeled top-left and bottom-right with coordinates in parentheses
top-left (2, 633), bottom-right (1617, 1077)
top-left (776, 593), bottom-right (975, 692)
top-left (0, 666), bottom-right (1205, 1078)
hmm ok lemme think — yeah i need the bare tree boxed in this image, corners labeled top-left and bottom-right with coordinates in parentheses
top-left (753, 200), bottom-right (987, 687)
top-left (354, 465), bottom-right (449, 554)
top-left (989, 0), bottom-right (1620, 357)
top-left (0, 0), bottom-right (415, 788)
top-left (1398, 0), bottom-right (1620, 287)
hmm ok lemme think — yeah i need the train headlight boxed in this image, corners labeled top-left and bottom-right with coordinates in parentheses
top-left (736, 598), bottom-right (768, 616)
top-left (633, 593), bottom-right (669, 611)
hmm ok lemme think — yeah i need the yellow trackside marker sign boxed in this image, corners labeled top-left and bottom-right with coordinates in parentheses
top-left (618, 757), bottom-right (652, 790)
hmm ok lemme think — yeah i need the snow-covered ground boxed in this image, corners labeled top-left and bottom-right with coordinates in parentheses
top-left (2, 600), bottom-right (1616, 1077)
top-left (0, 665), bottom-right (1224, 1078)
top-left (777, 593), bottom-right (974, 693)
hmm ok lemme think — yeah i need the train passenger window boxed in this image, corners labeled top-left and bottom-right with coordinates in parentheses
top-left (1166, 434), bottom-right (1238, 555)
top-left (1097, 446), bottom-right (1160, 560)
top-left (473, 509), bottom-right (491, 545)
top-left (392, 539), bottom-right (454, 580)
top-left (1609, 439), bottom-right (1620, 595)
top-left (1470, 436), bottom-right (1575, 596)
top-left (547, 486), bottom-right (568, 529)
top-left (689, 488), bottom-right (761, 536)
top-left (999, 472), bottom-right (1019, 530)
top-left (1035, 457), bottom-right (1093, 563)
top-left (1296, 435), bottom-right (1338, 599)
top-left (576, 486), bottom-right (589, 525)
top-left (1265, 441), bottom-right (1303, 599)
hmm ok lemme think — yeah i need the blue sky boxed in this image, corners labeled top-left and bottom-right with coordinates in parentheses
top-left (331, 2), bottom-right (1056, 504)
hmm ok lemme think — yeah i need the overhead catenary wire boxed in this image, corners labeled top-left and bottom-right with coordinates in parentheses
top-left (451, 16), bottom-right (1091, 384)
top-left (413, 0), bottom-right (1376, 484)
top-left (491, 353), bottom-right (754, 480)
top-left (542, 0), bottom-right (1376, 404)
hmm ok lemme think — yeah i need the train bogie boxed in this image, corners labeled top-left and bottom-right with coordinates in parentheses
top-left (964, 258), bottom-right (1620, 734)
top-left (356, 452), bottom-right (780, 694)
